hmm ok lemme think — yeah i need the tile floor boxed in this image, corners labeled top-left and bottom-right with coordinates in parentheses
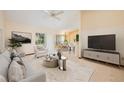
top-left (63, 52), bottom-right (124, 82)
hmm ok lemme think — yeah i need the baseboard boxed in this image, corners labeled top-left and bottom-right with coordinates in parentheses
top-left (25, 53), bottom-right (35, 56)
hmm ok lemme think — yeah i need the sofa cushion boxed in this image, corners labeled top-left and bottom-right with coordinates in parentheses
top-left (1, 50), bottom-right (11, 62)
top-left (8, 60), bottom-right (26, 82)
top-left (0, 75), bottom-right (7, 82)
top-left (0, 55), bottom-right (10, 79)
top-left (13, 56), bottom-right (23, 62)
top-left (22, 61), bottom-right (35, 77)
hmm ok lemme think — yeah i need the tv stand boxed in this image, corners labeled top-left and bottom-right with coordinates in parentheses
top-left (83, 49), bottom-right (120, 65)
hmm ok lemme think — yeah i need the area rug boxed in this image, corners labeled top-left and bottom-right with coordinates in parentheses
top-left (24, 56), bottom-right (94, 82)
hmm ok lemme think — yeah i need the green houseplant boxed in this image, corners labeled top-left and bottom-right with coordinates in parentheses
top-left (64, 40), bottom-right (68, 45)
top-left (8, 38), bottom-right (22, 49)
top-left (8, 38), bottom-right (22, 60)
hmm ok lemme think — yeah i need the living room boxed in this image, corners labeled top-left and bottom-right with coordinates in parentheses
top-left (0, 10), bottom-right (124, 82)
top-left (0, 10), bottom-right (83, 82)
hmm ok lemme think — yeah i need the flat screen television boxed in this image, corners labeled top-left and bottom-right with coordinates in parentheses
top-left (88, 34), bottom-right (116, 50)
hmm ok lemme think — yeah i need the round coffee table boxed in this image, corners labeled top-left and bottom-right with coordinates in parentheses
top-left (43, 58), bottom-right (58, 68)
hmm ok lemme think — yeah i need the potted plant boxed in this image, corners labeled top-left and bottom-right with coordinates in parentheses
top-left (8, 38), bottom-right (22, 50)
top-left (8, 38), bottom-right (22, 60)
top-left (64, 40), bottom-right (68, 45)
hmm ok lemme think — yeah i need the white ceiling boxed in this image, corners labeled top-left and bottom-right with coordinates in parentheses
top-left (5, 10), bottom-right (80, 31)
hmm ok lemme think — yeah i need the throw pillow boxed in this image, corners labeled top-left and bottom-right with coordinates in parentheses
top-left (13, 56), bottom-right (23, 62)
top-left (8, 60), bottom-right (26, 82)
top-left (1, 50), bottom-right (11, 62)
top-left (0, 75), bottom-right (7, 82)
top-left (10, 49), bottom-right (19, 61)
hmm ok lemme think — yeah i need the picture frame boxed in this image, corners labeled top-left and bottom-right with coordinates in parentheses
top-left (12, 31), bottom-right (32, 44)
top-left (35, 33), bottom-right (45, 45)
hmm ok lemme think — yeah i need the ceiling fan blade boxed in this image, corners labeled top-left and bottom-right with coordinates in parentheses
top-left (43, 10), bottom-right (62, 21)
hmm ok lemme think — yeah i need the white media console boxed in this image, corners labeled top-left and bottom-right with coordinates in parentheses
top-left (83, 49), bottom-right (120, 65)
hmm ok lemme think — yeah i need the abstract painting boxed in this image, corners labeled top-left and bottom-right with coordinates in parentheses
top-left (12, 31), bottom-right (32, 43)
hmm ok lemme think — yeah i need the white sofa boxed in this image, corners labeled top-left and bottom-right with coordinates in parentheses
top-left (0, 50), bottom-right (46, 82)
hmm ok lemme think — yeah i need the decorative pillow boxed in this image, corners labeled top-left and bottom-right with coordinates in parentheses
top-left (13, 56), bottom-right (23, 62)
top-left (1, 50), bottom-right (11, 62)
top-left (10, 49), bottom-right (19, 61)
top-left (0, 75), bottom-right (7, 82)
top-left (0, 55), bottom-right (11, 79)
top-left (8, 60), bottom-right (26, 82)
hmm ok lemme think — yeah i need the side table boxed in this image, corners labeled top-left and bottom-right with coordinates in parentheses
top-left (58, 56), bottom-right (67, 71)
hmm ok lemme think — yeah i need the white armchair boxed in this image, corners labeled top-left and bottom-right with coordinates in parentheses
top-left (34, 46), bottom-right (48, 58)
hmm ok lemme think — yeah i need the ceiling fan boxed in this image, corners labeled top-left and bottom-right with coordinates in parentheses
top-left (43, 10), bottom-right (64, 20)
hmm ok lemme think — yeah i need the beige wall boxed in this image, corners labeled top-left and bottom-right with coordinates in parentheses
top-left (0, 11), bottom-right (5, 29)
top-left (0, 11), bottom-right (5, 51)
top-left (81, 11), bottom-right (124, 31)
top-left (4, 10), bottom-right (81, 54)
top-left (80, 11), bottom-right (124, 65)
top-left (5, 18), bottom-right (57, 54)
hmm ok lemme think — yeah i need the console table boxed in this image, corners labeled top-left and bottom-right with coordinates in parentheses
top-left (83, 49), bottom-right (120, 65)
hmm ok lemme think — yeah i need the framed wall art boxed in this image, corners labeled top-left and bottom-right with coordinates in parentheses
top-left (12, 31), bottom-right (32, 43)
